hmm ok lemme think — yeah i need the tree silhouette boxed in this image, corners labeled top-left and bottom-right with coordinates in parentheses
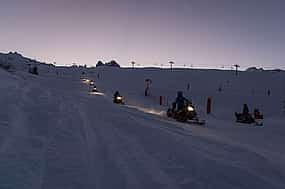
top-left (96, 60), bottom-right (104, 67)
top-left (106, 60), bottom-right (120, 67)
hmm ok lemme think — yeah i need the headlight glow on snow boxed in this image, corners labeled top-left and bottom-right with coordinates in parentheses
top-left (187, 106), bottom-right (194, 112)
top-left (125, 105), bottom-right (164, 116)
top-left (89, 91), bottom-right (105, 96)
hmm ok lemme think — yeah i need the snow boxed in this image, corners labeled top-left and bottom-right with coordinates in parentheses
top-left (0, 53), bottom-right (285, 188)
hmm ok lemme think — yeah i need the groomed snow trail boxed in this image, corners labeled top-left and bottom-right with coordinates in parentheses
top-left (0, 69), bottom-right (285, 189)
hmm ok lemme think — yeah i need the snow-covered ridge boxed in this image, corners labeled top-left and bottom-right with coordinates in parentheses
top-left (0, 52), bottom-right (38, 67)
top-left (0, 52), bottom-right (54, 73)
top-left (246, 66), bottom-right (284, 73)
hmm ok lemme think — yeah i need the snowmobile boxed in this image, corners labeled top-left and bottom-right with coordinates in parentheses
top-left (235, 112), bottom-right (263, 126)
top-left (90, 80), bottom-right (95, 86)
top-left (91, 86), bottom-right (98, 92)
top-left (167, 102), bottom-right (205, 125)
top-left (113, 95), bottom-right (124, 104)
top-left (81, 78), bottom-right (91, 84)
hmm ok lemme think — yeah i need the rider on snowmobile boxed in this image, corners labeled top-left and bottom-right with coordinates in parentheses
top-left (167, 91), bottom-right (204, 124)
top-left (92, 85), bottom-right (98, 92)
top-left (242, 104), bottom-right (249, 115)
top-left (236, 103), bottom-right (255, 123)
top-left (175, 91), bottom-right (189, 111)
top-left (114, 91), bottom-right (120, 98)
top-left (113, 91), bottom-right (123, 104)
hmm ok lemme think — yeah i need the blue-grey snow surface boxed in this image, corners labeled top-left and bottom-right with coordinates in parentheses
top-left (0, 55), bottom-right (285, 189)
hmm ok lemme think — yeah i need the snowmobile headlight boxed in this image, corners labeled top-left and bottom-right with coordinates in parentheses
top-left (116, 96), bottom-right (122, 100)
top-left (90, 82), bottom-right (94, 85)
top-left (187, 106), bottom-right (194, 112)
top-left (86, 79), bottom-right (91, 83)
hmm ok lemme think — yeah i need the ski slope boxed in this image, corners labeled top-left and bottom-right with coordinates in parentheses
top-left (0, 54), bottom-right (285, 189)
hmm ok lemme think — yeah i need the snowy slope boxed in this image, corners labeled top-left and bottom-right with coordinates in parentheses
top-left (0, 55), bottom-right (285, 189)
top-left (89, 67), bottom-right (285, 119)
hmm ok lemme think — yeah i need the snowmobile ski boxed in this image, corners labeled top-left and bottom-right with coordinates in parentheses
top-left (254, 121), bottom-right (263, 126)
top-left (186, 119), bottom-right (206, 126)
top-left (236, 121), bottom-right (263, 127)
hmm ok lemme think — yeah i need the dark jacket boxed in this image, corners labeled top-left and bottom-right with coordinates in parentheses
top-left (243, 104), bottom-right (249, 115)
top-left (114, 91), bottom-right (120, 98)
top-left (175, 92), bottom-right (188, 111)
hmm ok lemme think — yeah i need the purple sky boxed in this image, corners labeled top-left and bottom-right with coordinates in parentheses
top-left (0, 0), bottom-right (284, 69)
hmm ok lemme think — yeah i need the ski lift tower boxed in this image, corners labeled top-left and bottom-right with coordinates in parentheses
top-left (169, 61), bottom-right (174, 70)
top-left (233, 64), bottom-right (240, 76)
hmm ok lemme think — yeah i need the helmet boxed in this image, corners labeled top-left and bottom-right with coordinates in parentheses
top-left (114, 91), bottom-right (120, 96)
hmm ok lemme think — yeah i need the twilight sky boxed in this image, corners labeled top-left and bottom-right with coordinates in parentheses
top-left (0, 0), bottom-right (284, 69)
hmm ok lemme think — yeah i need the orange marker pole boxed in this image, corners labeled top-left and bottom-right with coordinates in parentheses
top-left (207, 97), bottom-right (212, 114)
top-left (159, 96), bottom-right (163, 106)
